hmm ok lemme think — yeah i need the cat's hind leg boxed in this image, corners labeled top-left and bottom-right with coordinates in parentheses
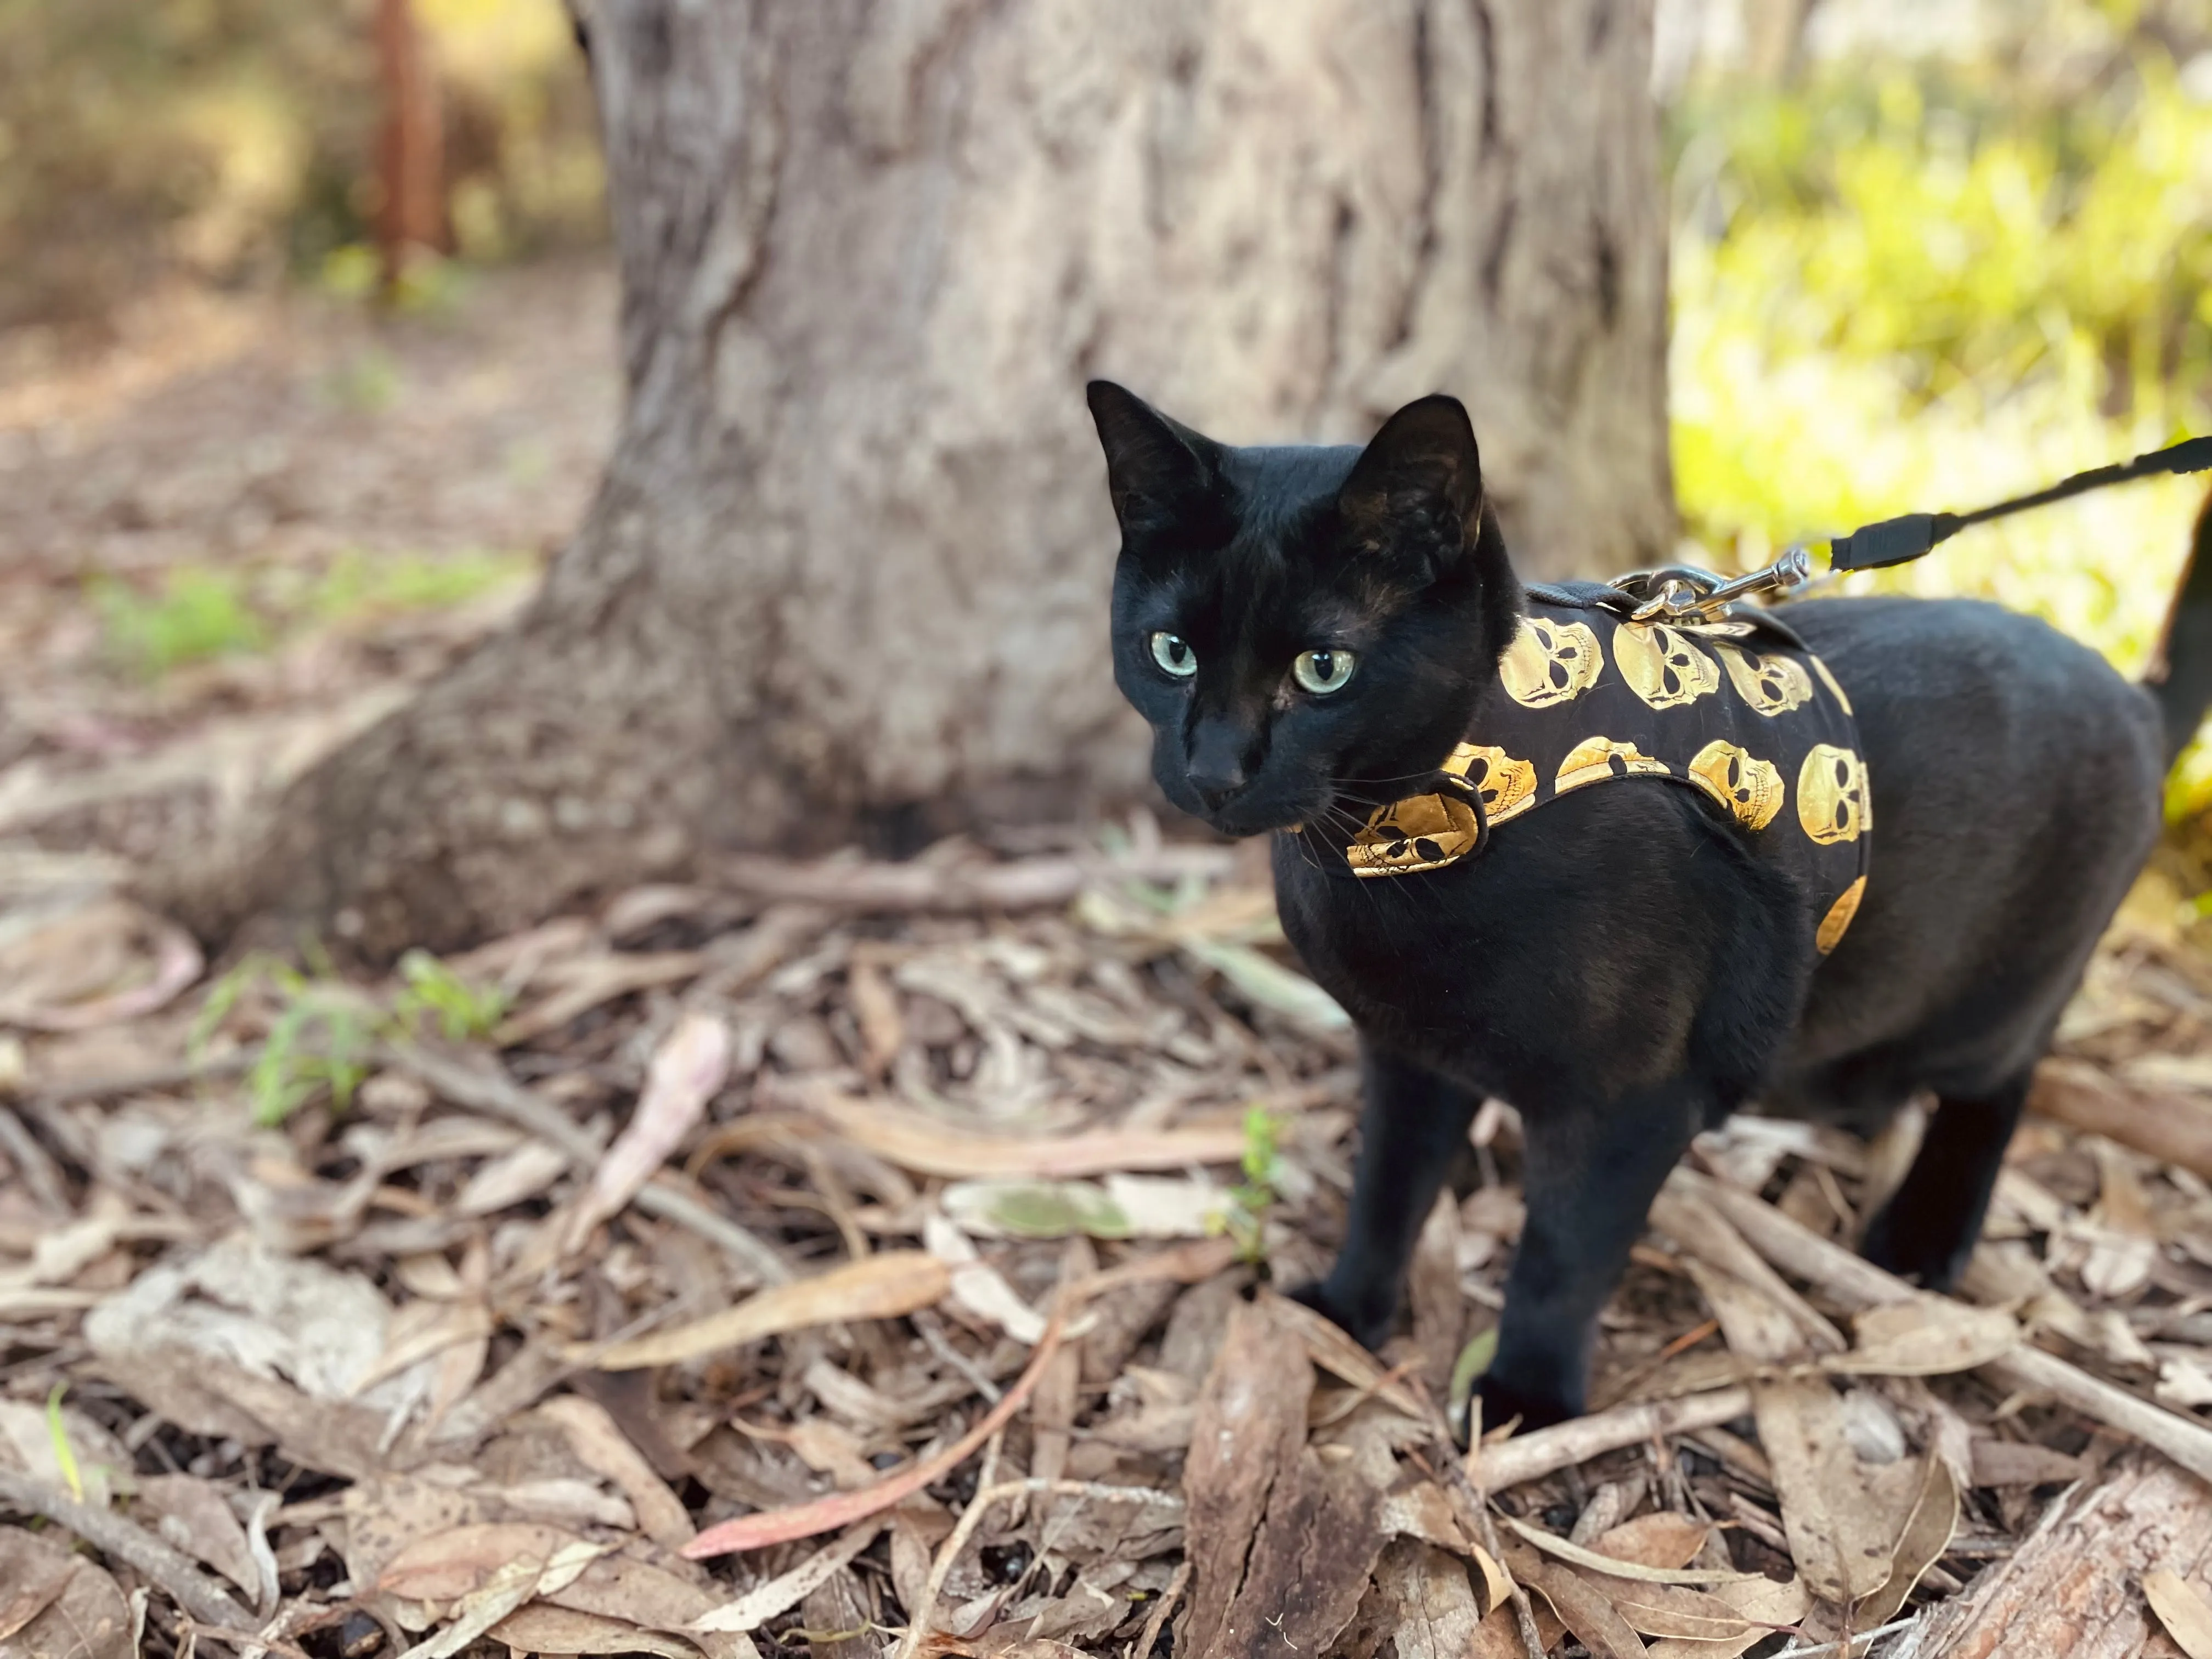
top-left (1859, 1069), bottom-right (2034, 1290)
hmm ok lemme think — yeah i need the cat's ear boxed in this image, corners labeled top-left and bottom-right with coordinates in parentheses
top-left (1086, 381), bottom-right (1225, 540)
top-left (1338, 394), bottom-right (1483, 558)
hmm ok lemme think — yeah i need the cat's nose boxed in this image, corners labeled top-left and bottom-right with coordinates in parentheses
top-left (1186, 721), bottom-right (1251, 807)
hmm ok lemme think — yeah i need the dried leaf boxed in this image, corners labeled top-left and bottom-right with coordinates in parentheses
top-left (1831, 1300), bottom-right (2019, 1376)
top-left (847, 958), bottom-right (903, 1077)
top-left (2145, 1568), bottom-right (2212, 1659)
top-left (487, 1605), bottom-right (702, 1659)
top-left (568, 1012), bottom-right (730, 1249)
top-left (0, 1530), bottom-right (131, 1659)
top-left (455, 1141), bottom-right (571, 1216)
top-left (806, 1091), bottom-right (1247, 1178)
top-left (1265, 1291), bottom-right (1430, 1421)
top-left (1376, 1483), bottom-right (1470, 1554)
top-left (0, 899), bottom-right (201, 1032)
top-left (134, 1474), bottom-right (261, 1601)
top-left (940, 1175), bottom-right (1233, 1240)
top-left (1499, 1519), bottom-right (1756, 1585)
top-left (393, 1537), bottom-right (610, 1659)
top-left (690, 1521), bottom-right (884, 1633)
top-left (1369, 1539), bottom-right (1513, 1659)
top-left (1470, 1543), bottom-right (1515, 1617)
top-left (381, 1523), bottom-right (582, 1601)
top-left (1590, 1514), bottom-right (1711, 1572)
top-left (589, 1251), bottom-right (951, 1370)
top-left (1852, 1456), bottom-right (1959, 1627)
top-left (1176, 938), bottom-right (1350, 1032)
top-left (1578, 1575), bottom-right (1754, 1643)
top-left (1645, 1575), bottom-right (1812, 1659)
top-left (926, 1216), bottom-right (1051, 1342)
top-left (533, 1395), bottom-right (693, 1549)
top-left (1683, 1256), bottom-right (1898, 1604)
top-left (1508, 1547), bottom-right (1650, 1659)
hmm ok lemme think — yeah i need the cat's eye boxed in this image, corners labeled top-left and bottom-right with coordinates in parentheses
top-left (1293, 647), bottom-right (1358, 695)
top-left (1150, 631), bottom-right (1197, 678)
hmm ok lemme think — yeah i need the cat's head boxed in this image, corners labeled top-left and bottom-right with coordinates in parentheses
top-left (1087, 382), bottom-right (1522, 839)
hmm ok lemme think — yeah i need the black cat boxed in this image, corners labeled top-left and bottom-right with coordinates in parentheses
top-left (1087, 380), bottom-right (2212, 1429)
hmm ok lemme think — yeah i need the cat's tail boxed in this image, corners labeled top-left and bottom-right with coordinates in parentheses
top-left (2147, 488), bottom-right (2212, 767)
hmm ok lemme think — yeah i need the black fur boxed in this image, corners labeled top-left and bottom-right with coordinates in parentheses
top-left (1089, 381), bottom-right (2192, 1429)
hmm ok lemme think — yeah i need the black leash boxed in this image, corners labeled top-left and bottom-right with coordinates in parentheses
top-left (1825, 434), bottom-right (2212, 573)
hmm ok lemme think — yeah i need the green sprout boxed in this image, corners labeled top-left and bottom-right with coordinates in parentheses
top-left (45, 1383), bottom-right (83, 1503)
top-left (1214, 1105), bottom-right (1284, 1265)
top-left (392, 948), bottom-right (511, 1041)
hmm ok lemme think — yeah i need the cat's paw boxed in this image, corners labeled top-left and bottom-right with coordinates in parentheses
top-left (1859, 1203), bottom-right (1973, 1293)
top-left (1284, 1279), bottom-right (1390, 1353)
top-left (1475, 1371), bottom-right (1579, 1435)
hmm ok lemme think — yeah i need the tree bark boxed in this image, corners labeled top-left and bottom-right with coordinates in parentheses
top-left (183, 0), bottom-right (1673, 957)
top-left (1893, 1455), bottom-right (2212, 1659)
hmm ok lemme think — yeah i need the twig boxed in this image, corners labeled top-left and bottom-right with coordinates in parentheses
top-left (1775, 1615), bottom-right (1921, 1656)
top-left (1132, 1559), bottom-right (1190, 1659)
top-left (2028, 1057), bottom-right (2212, 1181)
top-left (912, 1307), bottom-right (1004, 1403)
top-left (0, 1104), bottom-right (69, 1215)
top-left (0, 1466), bottom-right (255, 1629)
top-left (1472, 1387), bottom-right (1756, 1491)
top-left (1683, 1169), bottom-right (2212, 1482)
top-left (712, 847), bottom-right (1237, 913)
top-left (891, 1477), bottom-right (1186, 1659)
top-left (28, 1050), bottom-right (256, 1107)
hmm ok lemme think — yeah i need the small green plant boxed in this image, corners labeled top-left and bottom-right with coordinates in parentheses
top-left (192, 947), bottom-right (509, 1125)
top-left (304, 548), bottom-right (535, 624)
top-left (44, 1383), bottom-right (83, 1503)
top-left (393, 947), bottom-right (511, 1041)
top-left (1216, 1105), bottom-right (1284, 1264)
top-left (191, 953), bottom-right (376, 1126)
top-left (92, 568), bottom-right (269, 677)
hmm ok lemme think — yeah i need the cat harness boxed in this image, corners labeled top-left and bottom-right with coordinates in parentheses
top-left (1343, 583), bottom-right (1874, 955)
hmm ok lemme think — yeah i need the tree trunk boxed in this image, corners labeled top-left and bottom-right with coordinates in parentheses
top-left (184, 0), bottom-right (1673, 957)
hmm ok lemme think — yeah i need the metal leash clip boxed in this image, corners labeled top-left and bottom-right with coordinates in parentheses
top-left (1607, 543), bottom-right (1819, 622)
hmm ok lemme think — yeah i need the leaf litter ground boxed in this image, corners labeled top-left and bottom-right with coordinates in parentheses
top-left (5, 267), bottom-right (2212, 1659)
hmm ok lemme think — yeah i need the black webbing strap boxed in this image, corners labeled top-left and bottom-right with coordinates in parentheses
top-left (1826, 435), bottom-right (2212, 573)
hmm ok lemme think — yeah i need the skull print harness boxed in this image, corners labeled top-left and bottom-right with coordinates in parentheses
top-left (1344, 583), bottom-right (1873, 956)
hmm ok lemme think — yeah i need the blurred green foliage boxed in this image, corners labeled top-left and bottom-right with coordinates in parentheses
top-left (0, 0), bottom-right (600, 330)
top-left (94, 548), bottom-right (536, 679)
top-left (1669, 2), bottom-right (2212, 811)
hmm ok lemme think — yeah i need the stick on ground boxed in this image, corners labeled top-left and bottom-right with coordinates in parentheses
top-left (1680, 1167), bottom-right (2212, 1483)
top-left (0, 1466), bottom-right (257, 1630)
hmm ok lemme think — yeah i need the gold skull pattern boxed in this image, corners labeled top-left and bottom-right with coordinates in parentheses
top-left (1798, 743), bottom-right (1871, 844)
top-left (1714, 642), bottom-right (1816, 716)
top-left (1816, 875), bottom-right (1867, 953)
top-left (1346, 789), bottom-right (1483, 877)
top-left (1556, 737), bottom-right (1671, 794)
top-left (1810, 654), bottom-right (1854, 715)
top-left (1613, 621), bottom-right (1724, 709)
top-left (1687, 739), bottom-right (1785, 830)
top-left (1499, 616), bottom-right (1604, 707)
top-left (1440, 741), bottom-right (1539, 825)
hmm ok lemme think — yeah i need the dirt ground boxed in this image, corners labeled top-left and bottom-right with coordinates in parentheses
top-left (3, 262), bottom-right (2212, 1659)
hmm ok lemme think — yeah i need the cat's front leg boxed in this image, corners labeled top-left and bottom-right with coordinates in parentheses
top-left (1479, 1079), bottom-right (1704, 1430)
top-left (1291, 1042), bottom-right (1482, 1350)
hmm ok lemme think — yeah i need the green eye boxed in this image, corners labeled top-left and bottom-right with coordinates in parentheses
top-left (1293, 647), bottom-right (1357, 694)
top-left (1150, 631), bottom-right (1197, 677)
